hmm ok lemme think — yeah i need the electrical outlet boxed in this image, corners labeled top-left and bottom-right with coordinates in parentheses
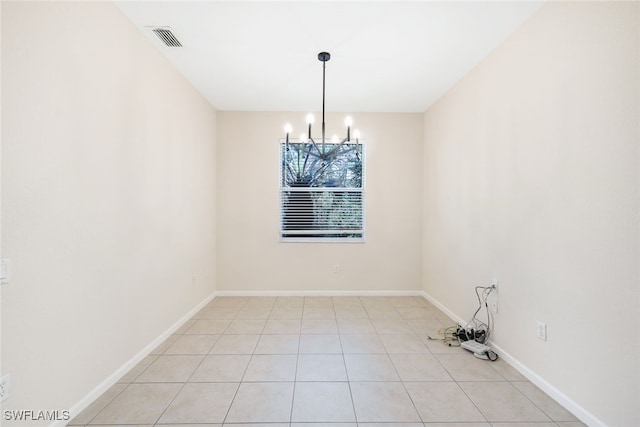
top-left (0, 374), bottom-right (10, 402)
top-left (537, 321), bottom-right (547, 341)
top-left (492, 278), bottom-right (499, 290)
top-left (488, 293), bottom-right (498, 313)
top-left (0, 259), bottom-right (9, 285)
top-left (333, 264), bottom-right (340, 273)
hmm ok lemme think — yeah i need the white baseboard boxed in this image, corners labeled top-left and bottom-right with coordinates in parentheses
top-left (214, 289), bottom-right (425, 297)
top-left (489, 341), bottom-right (604, 427)
top-left (58, 292), bottom-right (216, 427)
top-left (421, 290), bottom-right (604, 427)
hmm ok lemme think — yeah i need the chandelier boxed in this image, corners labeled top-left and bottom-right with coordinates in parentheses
top-left (283, 51), bottom-right (361, 159)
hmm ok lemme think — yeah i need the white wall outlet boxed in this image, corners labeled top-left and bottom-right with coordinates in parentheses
top-left (333, 264), bottom-right (340, 273)
top-left (537, 321), bottom-right (547, 341)
top-left (0, 259), bottom-right (10, 285)
top-left (0, 374), bottom-right (10, 401)
top-left (488, 293), bottom-right (498, 313)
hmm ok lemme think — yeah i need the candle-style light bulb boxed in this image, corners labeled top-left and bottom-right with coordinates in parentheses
top-left (306, 113), bottom-right (314, 139)
top-left (345, 116), bottom-right (353, 141)
top-left (344, 116), bottom-right (353, 127)
top-left (306, 113), bottom-right (315, 124)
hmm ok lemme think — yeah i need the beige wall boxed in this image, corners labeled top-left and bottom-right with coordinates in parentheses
top-left (1, 2), bottom-right (217, 423)
top-left (423, 2), bottom-right (639, 426)
top-left (217, 111), bottom-right (423, 293)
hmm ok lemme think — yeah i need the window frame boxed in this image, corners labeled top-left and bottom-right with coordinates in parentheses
top-left (279, 140), bottom-right (366, 243)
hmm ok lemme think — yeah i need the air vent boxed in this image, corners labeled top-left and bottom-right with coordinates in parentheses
top-left (152, 27), bottom-right (182, 47)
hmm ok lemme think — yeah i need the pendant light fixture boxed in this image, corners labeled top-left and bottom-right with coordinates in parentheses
top-left (284, 52), bottom-right (361, 159)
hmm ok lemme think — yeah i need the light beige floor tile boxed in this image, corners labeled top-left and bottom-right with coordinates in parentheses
top-left (372, 318), bottom-right (413, 334)
top-left (337, 318), bottom-right (376, 334)
top-left (151, 335), bottom-right (179, 355)
top-left (292, 424), bottom-right (356, 427)
top-left (366, 308), bottom-right (403, 320)
top-left (459, 382), bottom-right (551, 422)
top-left (380, 333), bottom-right (429, 353)
top-left (303, 307), bottom-right (336, 319)
top-left (296, 355), bottom-right (348, 381)
top-left (411, 424), bottom-right (489, 427)
top-left (135, 355), bottom-right (203, 383)
top-left (228, 424), bottom-right (288, 427)
top-left (236, 306), bottom-right (273, 319)
top-left (263, 318), bottom-right (301, 334)
top-left (225, 382), bottom-right (294, 423)
top-left (490, 359), bottom-right (528, 381)
top-left (269, 306), bottom-right (304, 319)
top-left (350, 382), bottom-right (421, 422)
top-left (243, 354), bottom-right (297, 381)
top-left (358, 423), bottom-right (425, 427)
top-left (90, 383), bottom-right (181, 425)
top-left (118, 356), bottom-right (158, 383)
top-left (86, 424), bottom-right (152, 427)
top-left (389, 353), bottom-right (453, 381)
top-left (175, 319), bottom-right (196, 334)
top-left (344, 354), bottom-right (400, 381)
top-left (299, 334), bottom-right (342, 354)
top-left (340, 334), bottom-right (386, 354)
top-left (69, 384), bottom-right (127, 425)
top-left (387, 296), bottom-right (423, 308)
top-left (304, 296), bottom-right (334, 308)
top-left (301, 318), bottom-right (339, 334)
top-left (211, 297), bottom-right (247, 308)
top-left (396, 307), bottom-right (434, 320)
top-left (157, 383), bottom-right (239, 424)
top-left (164, 335), bottom-right (219, 355)
top-left (332, 296), bottom-right (363, 308)
top-left (274, 296), bottom-right (304, 307)
top-left (224, 319), bottom-right (266, 334)
top-left (254, 334), bottom-right (299, 354)
top-left (185, 319), bottom-right (231, 334)
top-left (210, 334), bottom-right (259, 354)
top-left (199, 306), bottom-right (241, 320)
top-left (158, 425), bottom-right (221, 427)
top-left (424, 338), bottom-right (466, 354)
top-left (189, 354), bottom-right (251, 382)
top-left (435, 353), bottom-right (506, 381)
top-left (404, 382), bottom-right (486, 422)
top-left (334, 305), bottom-right (369, 319)
top-left (512, 381), bottom-right (579, 421)
top-left (406, 318), bottom-right (448, 336)
top-left (243, 297), bottom-right (276, 309)
top-left (360, 296), bottom-right (394, 309)
top-left (291, 382), bottom-right (356, 422)
top-left (270, 298), bottom-right (304, 318)
top-left (487, 423), bottom-right (557, 427)
top-left (555, 422), bottom-right (588, 427)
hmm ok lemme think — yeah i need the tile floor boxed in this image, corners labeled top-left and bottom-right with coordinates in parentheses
top-left (69, 296), bottom-right (585, 427)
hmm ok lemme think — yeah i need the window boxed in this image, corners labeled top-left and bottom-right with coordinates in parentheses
top-left (280, 141), bottom-right (364, 242)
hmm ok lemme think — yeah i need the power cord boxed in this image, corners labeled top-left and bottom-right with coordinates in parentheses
top-left (427, 284), bottom-right (499, 361)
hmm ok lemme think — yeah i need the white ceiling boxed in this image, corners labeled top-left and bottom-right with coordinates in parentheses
top-left (115, 1), bottom-right (544, 113)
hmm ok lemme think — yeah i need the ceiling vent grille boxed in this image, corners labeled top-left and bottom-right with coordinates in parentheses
top-left (152, 28), bottom-right (182, 47)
